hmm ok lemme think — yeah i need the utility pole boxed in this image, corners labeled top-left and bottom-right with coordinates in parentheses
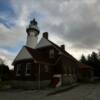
top-left (38, 64), bottom-right (40, 89)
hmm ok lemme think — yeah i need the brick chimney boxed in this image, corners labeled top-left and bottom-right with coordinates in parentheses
top-left (61, 45), bottom-right (65, 50)
top-left (43, 32), bottom-right (48, 39)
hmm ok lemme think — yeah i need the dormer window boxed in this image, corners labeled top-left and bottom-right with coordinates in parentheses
top-left (58, 51), bottom-right (62, 55)
top-left (49, 49), bottom-right (54, 58)
top-left (25, 63), bottom-right (32, 76)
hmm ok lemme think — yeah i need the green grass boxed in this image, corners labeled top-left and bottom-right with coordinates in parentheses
top-left (0, 81), bottom-right (11, 90)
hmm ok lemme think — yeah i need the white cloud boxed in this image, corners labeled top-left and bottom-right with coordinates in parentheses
top-left (0, 23), bottom-right (26, 48)
top-left (0, 48), bottom-right (15, 69)
top-left (1, 0), bottom-right (100, 68)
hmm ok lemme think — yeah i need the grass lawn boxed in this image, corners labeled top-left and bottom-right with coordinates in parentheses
top-left (0, 81), bottom-right (11, 90)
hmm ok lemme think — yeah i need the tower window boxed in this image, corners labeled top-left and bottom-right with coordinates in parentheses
top-left (49, 49), bottom-right (54, 58)
top-left (25, 63), bottom-right (32, 76)
top-left (16, 64), bottom-right (21, 76)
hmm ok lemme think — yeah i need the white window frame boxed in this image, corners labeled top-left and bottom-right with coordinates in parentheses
top-left (16, 64), bottom-right (21, 76)
top-left (25, 63), bottom-right (32, 76)
top-left (49, 49), bottom-right (54, 58)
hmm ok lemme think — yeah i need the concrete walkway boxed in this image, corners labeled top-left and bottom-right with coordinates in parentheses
top-left (0, 83), bottom-right (100, 100)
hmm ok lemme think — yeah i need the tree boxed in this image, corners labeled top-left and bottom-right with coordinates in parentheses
top-left (0, 59), bottom-right (10, 81)
top-left (80, 55), bottom-right (87, 64)
top-left (91, 52), bottom-right (100, 76)
top-left (80, 51), bottom-right (100, 77)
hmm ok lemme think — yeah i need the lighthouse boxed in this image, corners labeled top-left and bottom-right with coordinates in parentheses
top-left (26, 19), bottom-right (40, 48)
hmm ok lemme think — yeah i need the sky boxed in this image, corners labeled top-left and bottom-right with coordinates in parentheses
top-left (0, 0), bottom-right (100, 69)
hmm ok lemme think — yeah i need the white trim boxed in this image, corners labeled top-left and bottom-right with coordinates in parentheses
top-left (53, 74), bottom-right (62, 88)
top-left (25, 63), bottom-right (31, 76)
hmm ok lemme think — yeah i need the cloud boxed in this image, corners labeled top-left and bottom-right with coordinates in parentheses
top-left (0, 0), bottom-right (17, 28)
top-left (0, 23), bottom-right (26, 48)
top-left (0, 23), bottom-right (26, 69)
top-left (0, 48), bottom-right (15, 69)
top-left (0, 0), bottom-right (100, 68)
top-left (38, 0), bottom-right (100, 50)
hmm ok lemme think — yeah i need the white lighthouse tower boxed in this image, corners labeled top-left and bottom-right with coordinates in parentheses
top-left (26, 19), bottom-right (40, 48)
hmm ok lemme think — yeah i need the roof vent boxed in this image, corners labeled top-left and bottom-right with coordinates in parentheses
top-left (43, 32), bottom-right (48, 39)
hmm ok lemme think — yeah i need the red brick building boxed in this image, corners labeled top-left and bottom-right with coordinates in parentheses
top-left (12, 19), bottom-right (93, 89)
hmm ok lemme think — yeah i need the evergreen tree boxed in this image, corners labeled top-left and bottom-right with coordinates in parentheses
top-left (80, 54), bottom-right (87, 64)
top-left (0, 63), bottom-right (10, 81)
top-left (80, 51), bottom-right (100, 77)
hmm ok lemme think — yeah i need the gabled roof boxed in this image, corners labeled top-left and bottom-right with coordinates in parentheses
top-left (44, 39), bottom-right (93, 70)
top-left (25, 46), bottom-right (56, 64)
top-left (13, 36), bottom-right (79, 65)
top-left (12, 46), bottom-right (33, 65)
top-left (26, 45), bottom-right (64, 65)
top-left (36, 36), bottom-right (78, 63)
top-left (41, 38), bottom-right (78, 63)
top-left (79, 63), bottom-right (93, 69)
top-left (36, 37), bottom-right (52, 48)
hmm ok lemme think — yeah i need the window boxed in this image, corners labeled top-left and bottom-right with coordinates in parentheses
top-left (58, 51), bottom-right (62, 55)
top-left (16, 64), bottom-right (21, 76)
top-left (68, 66), bottom-right (72, 76)
top-left (49, 49), bottom-right (54, 58)
top-left (25, 63), bottom-right (32, 76)
top-left (72, 67), bottom-right (75, 74)
top-left (44, 65), bottom-right (49, 72)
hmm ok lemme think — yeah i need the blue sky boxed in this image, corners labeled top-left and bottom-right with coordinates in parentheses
top-left (0, 0), bottom-right (100, 69)
top-left (0, 0), bottom-right (17, 28)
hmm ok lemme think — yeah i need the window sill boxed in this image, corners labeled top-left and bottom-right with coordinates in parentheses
top-left (16, 74), bottom-right (20, 76)
top-left (25, 73), bottom-right (31, 76)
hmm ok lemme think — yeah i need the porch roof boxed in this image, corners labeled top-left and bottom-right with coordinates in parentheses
top-left (79, 63), bottom-right (93, 69)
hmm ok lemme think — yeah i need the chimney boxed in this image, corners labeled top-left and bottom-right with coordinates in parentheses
top-left (43, 32), bottom-right (48, 39)
top-left (61, 45), bottom-right (65, 50)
